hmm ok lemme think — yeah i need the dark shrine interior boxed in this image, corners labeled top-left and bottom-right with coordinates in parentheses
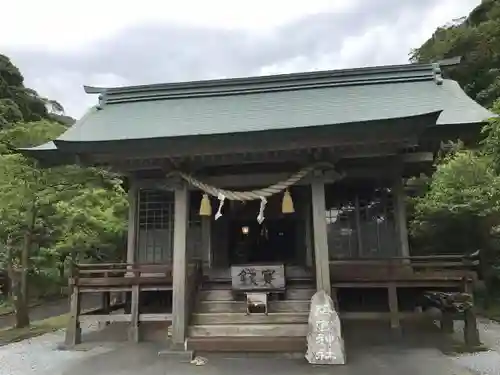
top-left (226, 197), bottom-right (297, 265)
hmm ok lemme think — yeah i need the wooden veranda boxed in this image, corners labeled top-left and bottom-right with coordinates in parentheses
top-left (65, 254), bottom-right (480, 348)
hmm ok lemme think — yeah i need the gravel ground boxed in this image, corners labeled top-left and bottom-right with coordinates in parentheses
top-left (0, 324), bottom-right (113, 375)
top-left (0, 294), bottom-right (101, 330)
top-left (1, 318), bottom-right (499, 375)
top-left (451, 318), bottom-right (500, 375)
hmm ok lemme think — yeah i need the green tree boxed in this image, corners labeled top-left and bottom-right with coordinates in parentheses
top-left (0, 120), bottom-right (127, 328)
top-left (0, 54), bottom-right (74, 129)
top-left (411, 149), bottom-right (500, 254)
top-left (0, 55), bottom-right (49, 127)
top-left (410, 0), bottom-right (500, 108)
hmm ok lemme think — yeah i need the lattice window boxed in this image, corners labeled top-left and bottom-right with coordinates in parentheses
top-left (325, 182), bottom-right (398, 259)
top-left (137, 189), bottom-right (174, 263)
top-left (325, 193), bottom-right (359, 258)
top-left (358, 187), bottom-right (397, 257)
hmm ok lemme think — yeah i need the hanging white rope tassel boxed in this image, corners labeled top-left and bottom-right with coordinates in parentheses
top-left (172, 162), bottom-right (345, 221)
top-left (215, 193), bottom-right (225, 220)
top-left (257, 196), bottom-right (267, 224)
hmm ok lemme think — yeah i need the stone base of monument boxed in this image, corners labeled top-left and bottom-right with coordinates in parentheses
top-left (305, 290), bottom-right (346, 365)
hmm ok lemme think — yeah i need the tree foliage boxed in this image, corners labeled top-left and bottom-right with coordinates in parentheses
top-left (410, 148), bottom-right (500, 254)
top-left (409, 0), bottom-right (500, 250)
top-left (0, 54), bottom-right (72, 128)
top-left (0, 120), bottom-right (128, 276)
top-left (0, 55), bottom-right (127, 327)
top-left (409, 2), bottom-right (500, 303)
top-left (410, 0), bottom-right (500, 108)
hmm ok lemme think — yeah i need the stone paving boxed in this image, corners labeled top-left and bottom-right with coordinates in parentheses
top-left (2, 319), bottom-right (500, 375)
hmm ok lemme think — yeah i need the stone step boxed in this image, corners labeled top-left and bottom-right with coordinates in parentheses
top-left (188, 323), bottom-right (308, 337)
top-left (192, 312), bottom-right (309, 325)
top-left (187, 336), bottom-right (306, 352)
top-left (197, 300), bottom-right (311, 313)
top-left (199, 287), bottom-right (315, 301)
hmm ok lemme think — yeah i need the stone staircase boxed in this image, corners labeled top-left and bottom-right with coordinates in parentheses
top-left (186, 279), bottom-right (315, 352)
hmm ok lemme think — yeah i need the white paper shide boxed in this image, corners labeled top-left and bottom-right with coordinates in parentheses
top-left (305, 290), bottom-right (346, 365)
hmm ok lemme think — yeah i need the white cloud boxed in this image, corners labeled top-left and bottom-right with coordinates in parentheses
top-left (0, 0), bottom-right (350, 50)
top-left (1, 0), bottom-right (482, 118)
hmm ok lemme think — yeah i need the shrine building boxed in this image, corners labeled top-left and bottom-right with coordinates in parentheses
top-left (24, 61), bottom-right (494, 357)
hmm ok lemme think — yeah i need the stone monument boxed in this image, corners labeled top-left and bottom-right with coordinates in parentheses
top-left (305, 290), bottom-right (346, 365)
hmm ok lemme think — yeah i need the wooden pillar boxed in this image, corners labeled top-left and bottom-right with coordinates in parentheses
top-left (388, 283), bottom-right (400, 331)
top-left (393, 178), bottom-right (410, 257)
top-left (126, 179), bottom-right (138, 264)
top-left (65, 286), bottom-right (81, 346)
top-left (201, 216), bottom-right (212, 269)
top-left (462, 280), bottom-right (481, 347)
top-left (128, 282), bottom-right (140, 342)
top-left (171, 183), bottom-right (189, 348)
top-left (311, 177), bottom-right (331, 296)
top-left (304, 199), bottom-right (313, 269)
top-left (125, 178), bottom-right (138, 329)
top-left (100, 291), bottom-right (111, 329)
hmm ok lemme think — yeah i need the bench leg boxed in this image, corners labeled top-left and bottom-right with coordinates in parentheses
top-left (100, 292), bottom-right (111, 328)
top-left (65, 286), bottom-right (82, 346)
top-left (388, 284), bottom-right (401, 332)
top-left (441, 311), bottom-right (454, 334)
top-left (464, 309), bottom-right (481, 347)
top-left (128, 285), bottom-right (140, 342)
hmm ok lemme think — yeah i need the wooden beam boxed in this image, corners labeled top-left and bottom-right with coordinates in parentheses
top-left (93, 143), bottom-right (411, 171)
top-left (84, 121), bottom-right (421, 161)
top-left (171, 183), bottom-right (189, 347)
top-left (310, 175), bottom-right (331, 296)
top-left (339, 310), bottom-right (441, 320)
top-left (80, 314), bottom-right (132, 323)
top-left (139, 313), bottom-right (172, 322)
top-left (134, 168), bottom-right (397, 193)
top-left (79, 313), bottom-right (172, 324)
top-left (401, 152), bottom-right (434, 163)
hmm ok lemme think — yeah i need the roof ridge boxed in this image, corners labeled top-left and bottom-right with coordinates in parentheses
top-left (87, 62), bottom-right (446, 106)
top-left (85, 62), bottom-right (436, 95)
top-left (103, 75), bottom-right (435, 105)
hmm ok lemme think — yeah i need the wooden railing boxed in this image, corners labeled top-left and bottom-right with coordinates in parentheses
top-left (70, 263), bottom-right (175, 291)
top-left (328, 255), bottom-right (481, 346)
top-left (65, 261), bottom-right (202, 347)
top-left (329, 254), bottom-right (478, 283)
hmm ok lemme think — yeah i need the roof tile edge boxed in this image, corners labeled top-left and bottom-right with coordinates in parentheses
top-left (83, 60), bottom-right (461, 105)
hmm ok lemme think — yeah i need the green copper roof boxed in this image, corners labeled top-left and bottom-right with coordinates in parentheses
top-left (28, 62), bottom-right (496, 154)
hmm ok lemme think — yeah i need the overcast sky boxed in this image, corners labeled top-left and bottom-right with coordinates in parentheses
top-left (1, 0), bottom-right (480, 118)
